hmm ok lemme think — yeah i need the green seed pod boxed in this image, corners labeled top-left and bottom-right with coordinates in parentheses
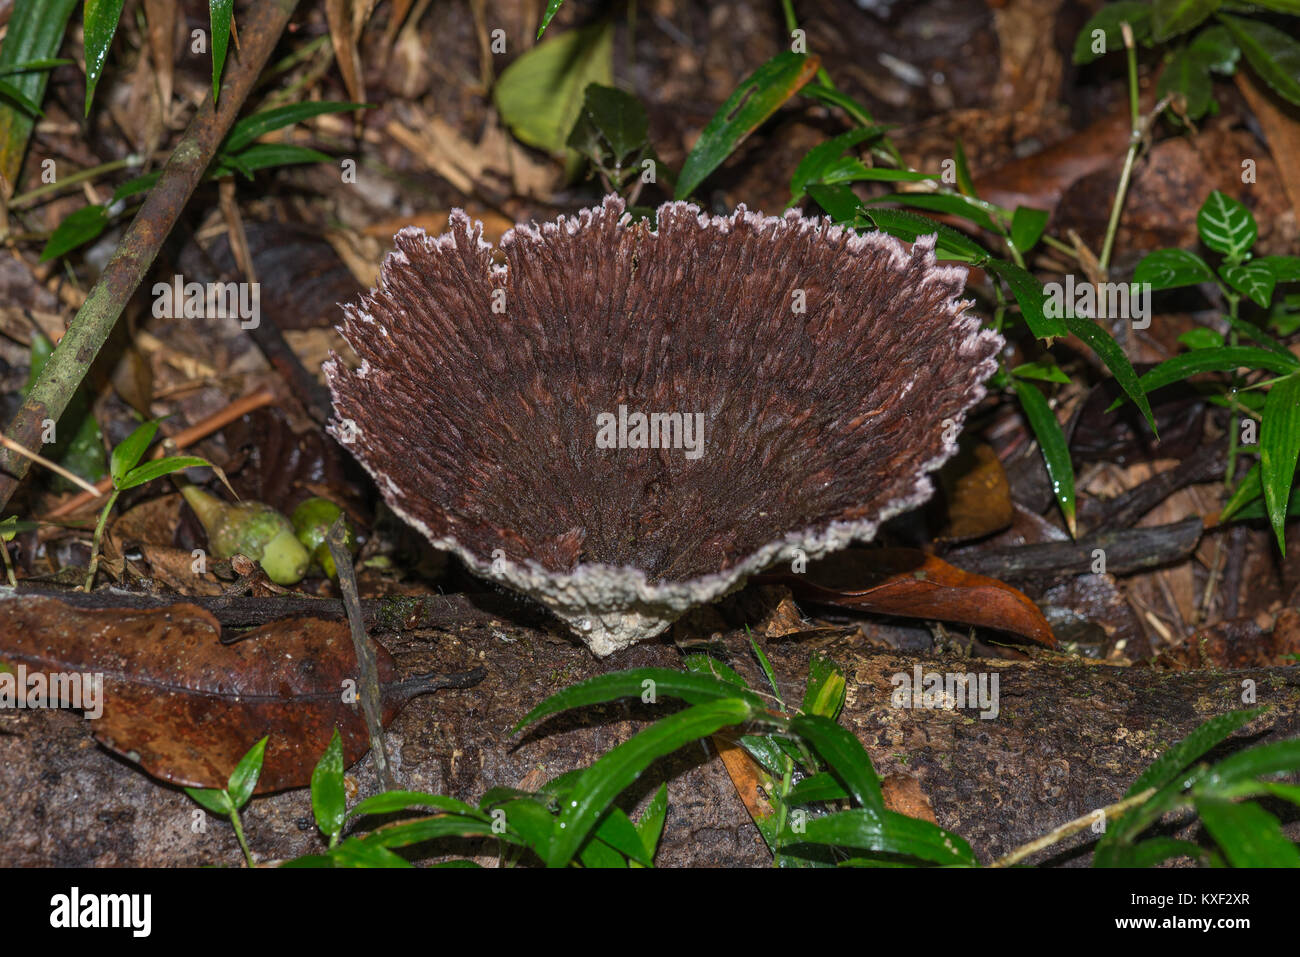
top-left (291, 496), bottom-right (356, 578)
top-left (181, 485), bottom-right (310, 585)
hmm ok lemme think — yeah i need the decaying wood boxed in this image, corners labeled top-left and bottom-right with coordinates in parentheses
top-left (951, 517), bottom-right (1204, 582)
top-left (0, 589), bottom-right (1296, 867)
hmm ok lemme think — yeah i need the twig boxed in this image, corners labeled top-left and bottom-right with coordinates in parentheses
top-left (0, 435), bottom-right (100, 495)
top-left (0, 0), bottom-right (301, 512)
top-left (989, 787), bottom-right (1156, 867)
top-left (326, 515), bottom-right (395, 790)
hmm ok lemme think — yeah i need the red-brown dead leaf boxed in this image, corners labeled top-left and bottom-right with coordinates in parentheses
top-left (758, 549), bottom-right (1056, 648)
top-left (0, 596), bottom-right (478, 791)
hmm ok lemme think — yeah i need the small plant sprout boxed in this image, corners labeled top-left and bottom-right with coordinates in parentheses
top-left (184, 735), bottom-right (269, 868)
top-left (83, 420), bottom-right (214, 592)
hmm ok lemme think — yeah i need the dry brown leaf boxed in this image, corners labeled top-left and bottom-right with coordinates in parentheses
top-left (759, 549), bottom-right (1056, 648)
top-left (0, 596), bottom-right (480, 791)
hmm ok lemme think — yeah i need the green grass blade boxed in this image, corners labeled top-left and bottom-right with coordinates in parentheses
top-left (547, 699), bottom-right (754, 866)
top-left (82, 0), bottom-right (126, 116)
top-left (513, 668), bottom-right (765, 732)
top-left (1013, 378), bottom-right (1076, 536)
top-left (675, 51), bottom-right (819, 200)
top-left (1262, 374), bottom-right (1300, 552)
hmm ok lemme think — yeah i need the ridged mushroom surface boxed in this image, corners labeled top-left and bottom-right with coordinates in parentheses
top-left (326, 195), bottom-right (1001, 655)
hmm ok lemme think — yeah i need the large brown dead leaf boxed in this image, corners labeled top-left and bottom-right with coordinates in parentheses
top-left (0, 596), bottom-right (478, 792)
top-left (758, 549), bottom-right (1056, 648)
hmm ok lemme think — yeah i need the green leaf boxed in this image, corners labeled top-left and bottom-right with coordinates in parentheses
top-left (1152, 0), bottom-right (1220, 43)
top-left (209, 0), bottom-right (233, 102)
top-left (1011, 360), bottom-right (1072, 384)
top-left (1134, 247), bottom-right (1215, 289)
top-left (789, 714), bottom-right (883, 814)
top-left (0, 0), bottom-right (78, 183)
top-left (495, 797), bottom-right (555, 854)
top-left (548, 699), bottom-right (755, 867)
top-left (513, 668), bottom-right (765, 732)
top-left (1098, 763), bottom-right (1215, 856)
top-left (1196, 189), bottom-right (1257, 261)
top-left (323, 837), bottom-right (412, 868)
top-left (1178, 327), bottom-right (1224, 350)
top-left (785, 771), bottom-right (850, 806)
top-left (1127, 836), bottom-right (1210, 867)
top-left (1257, 255), bottom-right (1300, 283)
top-left (211, 143), bottom-right (332, 178)
top-left (634, 783), bottom-right (669, 861)
top-left (592, 806), bottom-right (651, 865)
top-left (1204, 740), bottom-right (1300, 791)
top-left (537, 0), bottom-right (566, 38)
top-left (1109, 347), bottom-right (1300, 411)
top-left (675, 52), bottom-right (818, 200)
top-left (363, 814), bottom-right (501, 849)
top-left (863, 208), bottom-right (990, 263)
top-left (1127, 707), bottom-right (1267, 797)
top-left (867, 191), bottom-right (997, 232)
top-left (790, 127), bottom-right (883, 201)
top-left (1013, 378), bottom-right (1076, 536)
top-left (311, 728), bottom-right (346, 841)
top-left (820, 164), bottom-right (935, 186)
top-left (40, 204), bottom-right (109, 261)
top-left (784, 808), bottom-right (977, 866)
top-left (1220, 462), bottom-right (1262, 522)
top-left (1010, 206), bottom-right (1049, 253)
top-left (579, 835), bottom-right (627, 868)
top-left (682, 654), bottom-right (752, 690)
top-left (798, 82), bottom-right (887, 129)
top-left (984, 260), bottom-right (1067, 338)
top-left (0, 79), bottom-right (42, 117)
top-left (952, 137), bottom-right (977, 198)
top-left (111, 171), bottom-right (161, 203)
top-left (1261, 374), bottom-right (1300, 552)
top-left (0, 57), bottom-right (74, 78)
top-left (566, 83), bottom-right (648, 170)
top-left (494, 23), bottom-right (613, 156)
top-left (1065, 314), bottom-right (1157, 435)
top-left (1190, 24), bottom-right (1240, 73)
top-left (1221, 261), bottom-right (1277, 308)
top-left (801, 652), bottom-right (846, 721)
top-left (1157, 46), bottom-right (1216, 119)
top-left (222, 101), bottom-right (368, 154)
top-left (184, 787), bottom-right (233, 815)
top-left (1194, 797), bottom-right (1300, 867)
top-left (806, 182), bottom-right (866, 224)
top-left (1226, 316), bottom-right (1291, 358)
top-left (1073, 2), bottom-right (1154, 64)
top-left (118, 456), bottom-right (210, 491)
top-left (110, 419), bottom-right (159, 486)
top-left (349, 791), bottom-right (483, 819)
top-left (227, 735), bottom-right (268, 808)
top-left (82, 0), bottom-right (126, 115)
top-left (1219, 14), bottom-right (1300, 107)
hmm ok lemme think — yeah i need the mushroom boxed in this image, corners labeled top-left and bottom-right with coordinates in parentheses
top-left (326, 195), bottom-right (1001, 655)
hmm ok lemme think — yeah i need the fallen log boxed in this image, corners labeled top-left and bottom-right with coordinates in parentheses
top-left (0, 589), bottom-right (1295, 866)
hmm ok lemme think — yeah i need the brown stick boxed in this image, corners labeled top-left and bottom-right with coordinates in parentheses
top-left (0, 0), bottom-right (301, 511)
top-left (43, 387), bottom-right (276, 519)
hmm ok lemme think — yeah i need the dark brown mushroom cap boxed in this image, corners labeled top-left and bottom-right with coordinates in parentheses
top-left (326, 195), bottom-right (1001, 654)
